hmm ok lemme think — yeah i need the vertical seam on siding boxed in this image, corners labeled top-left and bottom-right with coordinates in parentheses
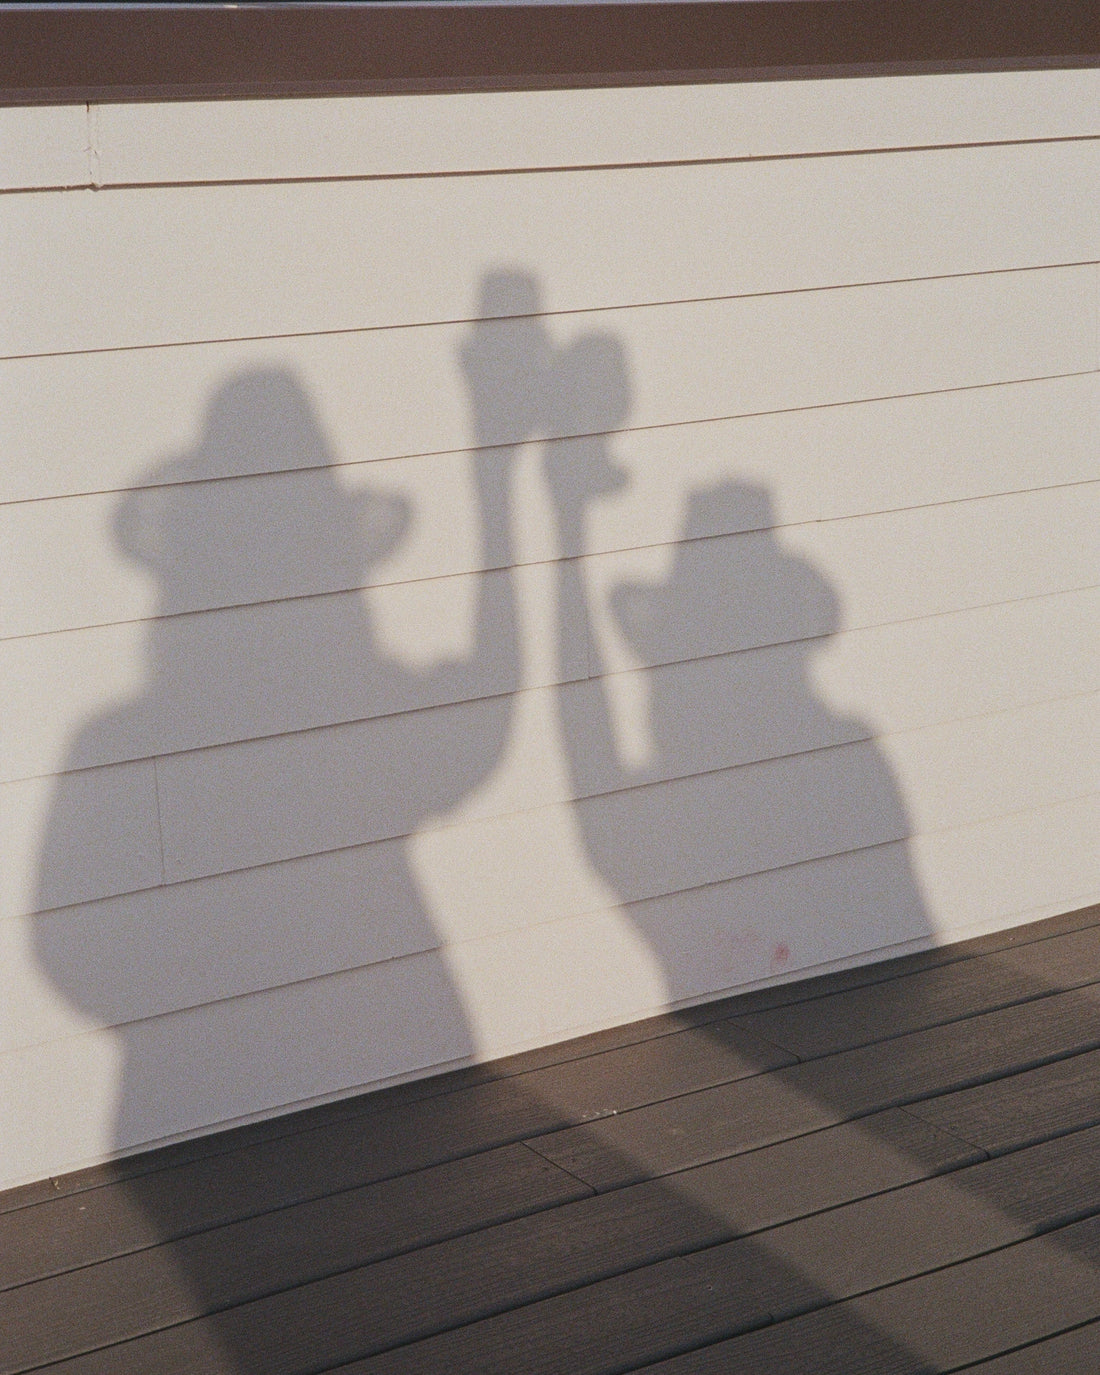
top-left (85, 104), bottom-right (101, 188)
top-left (151, 757), bottom-right (167, 886)
top-left (1094, 261), bottom-right (1100, 371)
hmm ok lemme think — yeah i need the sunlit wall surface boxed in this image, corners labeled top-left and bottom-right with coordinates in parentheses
top-left (1, 72), bottom-right (1098, 1188)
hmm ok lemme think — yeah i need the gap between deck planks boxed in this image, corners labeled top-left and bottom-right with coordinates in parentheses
top-left (2, 902), bottom-right (1098, 1375)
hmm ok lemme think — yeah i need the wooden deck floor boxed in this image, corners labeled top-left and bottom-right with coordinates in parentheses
top-left (4, 904), bottom-right (1100, 1374)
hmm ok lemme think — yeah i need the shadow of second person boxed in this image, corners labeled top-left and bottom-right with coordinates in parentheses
top-left (543, 336), bottom-right (930, 999)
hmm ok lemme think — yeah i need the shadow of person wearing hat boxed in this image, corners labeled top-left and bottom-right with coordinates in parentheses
top-left (542, 329), bottom-right (928, 1005)
top-left (30, 273), bottom-right (548, 1370)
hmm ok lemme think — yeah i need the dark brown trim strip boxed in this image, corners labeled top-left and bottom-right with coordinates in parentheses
top-left (2, 2), bottom-right (1098, 106)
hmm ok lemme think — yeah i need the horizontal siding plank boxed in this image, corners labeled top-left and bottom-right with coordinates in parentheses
top-left (150, 662), bottom-right (864, 885)
top-left (4, 480), bottom-right (1097, 789)
top-left (5, 141), bottom-right (1099, 356)
top-left (10, 479), bottom-right (1100, 682)
top-left (0, 950), bottom-right (475, 1188)
top-left (811, 585), bottom-right (1100, 737)
top-left (785, 486), bottom-right (1100, 648)
top-left (407, 748), bottom-right (1098, 948)
top-left (442, 797), bottom-right (1100, 1049)
top-left (882, 692), bottom-right (1099, 835)
top-left (9, 371), bottom-right (1099, 635)
top-left (909, 793), bottom-right (1100, 944)
top-left (3, 268), bottom-right (1092, 508)
top-left (0, 106), bottom-right (88, 191)
top-left (0, 762), bottom-right (161, 921)
top-left (0, 559), bottom-right (586, 785)
top-left (0, 463), bottom-right (433, 639)
top-left (10, 774), bottom-right (1100, 1113)
top-left (408, 745), bottom-right (911, 934)
top-left (154, 690), bottom-right (1098, 888)
top-left (5, 374), bottom-right (1096, 554)
top-left (574, 371), bottom-right (1100, 563)
top-left (2, 571), bottom-right (1094, 796)
top-left (5, 798), bottom-right (1097, 1187)
top-left (586, 483), bottom-right (1100, 675)
top-left (12, 802), bottom-right (837, 1049)
top-left (10, 789), bottom-right (1097, 1063)
top-left (0, 839), bottom-right (442, 1054)
top-left (89, 71), bottom-right (1100, 185)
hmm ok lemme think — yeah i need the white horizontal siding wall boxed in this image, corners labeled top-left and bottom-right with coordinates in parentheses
top-left (2, 71), bottom-right (1098, 1188)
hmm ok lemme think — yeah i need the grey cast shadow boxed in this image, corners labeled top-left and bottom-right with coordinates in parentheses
top-left (24, 273), bottom-right (1090, 1373)
top-left (536, 323), bottom-right (1098, 1369)
top-left (541, 327), bottom-right (932, 1010)
top-left (27, 273), bottom-right (554, 1368)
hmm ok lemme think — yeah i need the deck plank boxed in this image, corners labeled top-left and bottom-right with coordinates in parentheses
top-left (0, 1017), bottom-right (788, 1279)
top-left (530, 981), bottom-right (1100, 1188)
top-left (312, 1212), bottom-right (1100, 1375)
top-left (957, 1319), bottom-right (1100, 1373)
top-left (907, 1046), bottom-right (1100, 1156)
top-left (4, 908), bottom-right (1099, 1375)
top-left (633, 1216), bottom-right (1100, 1375)
top-left (729, 924), bottom-right (1100, 1059)
top-left (14, 1119), bottom-right (1098, 1375)
top-left (6, 904), bottom-right (1095, 1216)
top-left (0, 1110), bottom-right (973, 1372)
top-left (0, 1143), bottom-right (590, 1293)
top-left (795, 982), bottom-right (1100, 1114)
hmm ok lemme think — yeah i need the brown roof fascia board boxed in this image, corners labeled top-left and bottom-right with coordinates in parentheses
top-left (2, 2), bottom-right (1098, 106)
